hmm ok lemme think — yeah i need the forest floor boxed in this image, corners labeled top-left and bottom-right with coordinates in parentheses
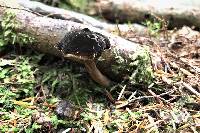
top-left (0, 1), bottom-right (200, 133)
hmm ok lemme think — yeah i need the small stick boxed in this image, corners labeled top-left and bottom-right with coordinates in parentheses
top-left (182, 82), bottom-right (200, 97)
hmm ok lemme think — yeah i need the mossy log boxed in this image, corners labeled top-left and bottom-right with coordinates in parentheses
top-left (0, 0), bottom-right (152, 86)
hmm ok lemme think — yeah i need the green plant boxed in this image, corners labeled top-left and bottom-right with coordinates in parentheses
top-left (24, 122), bottom-right (42, 133)
top-left (0, 54), bottom-right (68, 132)
top-left (0, 11), bottom-right (34, 48)
top-left (144, 19), bottom-right (162, 37)
top-left (50, 114), bottom-right (66, 128)
top-left (0, 56), bottom-right (36, 96)
top-left (0, 56), bottom-right (37, 132)
top-left (0, 86), bottom-right (16, 109)
top-left (66, 0), bottom-right (89, 12)
top-left (128, 47), bottom-right (154, 85)
top-left (112, 47), bottom-right (154, 86)
top-left (0, 85), bottom-right (36, 132)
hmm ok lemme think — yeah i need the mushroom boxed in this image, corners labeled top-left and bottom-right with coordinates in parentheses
top-left (56, 28), bottom-right (111, 87)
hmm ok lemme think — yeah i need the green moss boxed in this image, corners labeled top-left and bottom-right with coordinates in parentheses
top-left (0, 11), bottom-right (34, 48)
top-left (112, 47), bottom-right (154, 85)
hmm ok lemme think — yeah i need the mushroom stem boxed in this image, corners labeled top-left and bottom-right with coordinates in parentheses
top-left (84, 60), bottom-right (111, 87)
top-left (64, 54), bottom-right (111, 87)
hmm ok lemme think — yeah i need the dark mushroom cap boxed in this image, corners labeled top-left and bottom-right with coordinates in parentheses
top-left (56, 28), bottom-right (110, 58)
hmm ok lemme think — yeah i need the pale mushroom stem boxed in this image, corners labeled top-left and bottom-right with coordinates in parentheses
top-left (64, 54), bottom-right (111, 87)
top-left (84, 60), bottom-right (111, 87)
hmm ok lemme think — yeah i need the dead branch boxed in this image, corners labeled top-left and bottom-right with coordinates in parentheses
top-left (17, 0), bottom-right (147, 35)
top-left (0, 0), bottom-right (147, 86)
top-left (93, 0), bottom-right (200, 29)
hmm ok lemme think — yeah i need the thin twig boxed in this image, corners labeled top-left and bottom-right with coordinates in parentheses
top-left (117, 85), bottom-right (126, 100)
top-left (182, 82), bottom-right (200, 97)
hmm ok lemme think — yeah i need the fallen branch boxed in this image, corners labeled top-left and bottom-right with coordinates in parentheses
top-left (0, 0), bottom-right (151, 86)
top-left (93, 0), bottom-right (200, 29)
top-left (17, 0), bottom-right (147, 35)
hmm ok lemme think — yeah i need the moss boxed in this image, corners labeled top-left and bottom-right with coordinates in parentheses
top-left (0, 10), bottom-right (34, 48)
top-left (112, 47), bottom-right (154, 85)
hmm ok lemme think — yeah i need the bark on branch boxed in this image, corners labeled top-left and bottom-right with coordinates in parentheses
top-left (93, 0), bottom-right (200, 29)
top-left (0, 0), bottom-right (149, 86)
top-left (17, 0), bottom-right (147, 35)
